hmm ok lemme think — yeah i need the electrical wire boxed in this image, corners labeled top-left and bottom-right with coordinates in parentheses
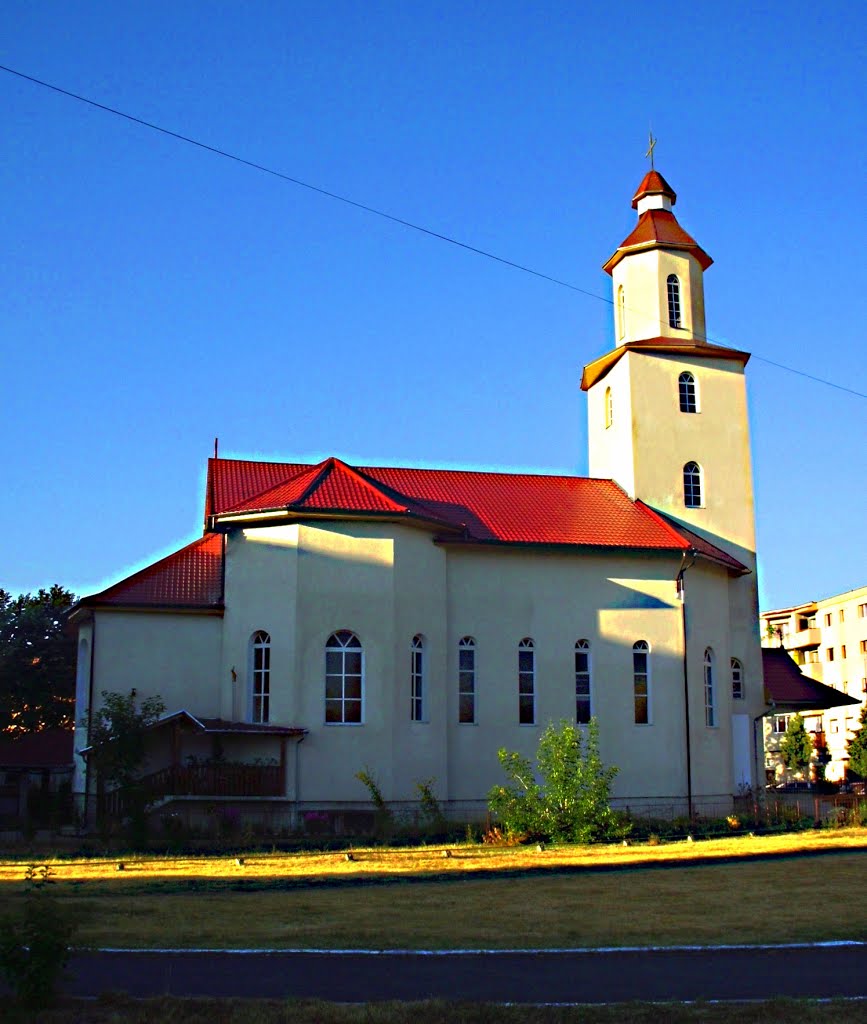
top-left (1, 62), bottom-right (864, 401)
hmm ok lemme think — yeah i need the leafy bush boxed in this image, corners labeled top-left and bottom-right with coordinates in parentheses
top-left (416, 778), bottom-right (447, 834)
top-left (0, 864), bottom-right (77, 1009)
top-left (355, 766), bottom-right (393, 840)
top-left (488, 718), bottom-right (627, 844)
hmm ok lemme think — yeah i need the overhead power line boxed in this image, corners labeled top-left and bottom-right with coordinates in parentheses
top-left (1, 63), bottom-right (864, 401)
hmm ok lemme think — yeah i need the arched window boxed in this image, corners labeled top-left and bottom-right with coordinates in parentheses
top-left (667, 274), bottom-right (682, 328)
top-left (325, 631), bottom-right (363, 724)
top-left (731, 658), bottom-right (744, 700)
top-left (678, 371), bottom-right (698, 413)
top-left (617, 285), bottom-right (626, 339)
top-left (458, 636), bottom-right (476, 723)
top-left (683, 461), bottom-right (703, 508)
top-left (575, 640), bottom-right (591, 724)
top-left (633, 641), bottom-right (650, 724)
top-left (518, 638), bottom-right (535, 724)
top-left (411, 635), bottom-right (425, 722)
top-left (704, 648), bottom-right (716, 727)
top-left (604, 387), bottom-right (613, 429)
top-left (250, 630), bottom-right (271, 724)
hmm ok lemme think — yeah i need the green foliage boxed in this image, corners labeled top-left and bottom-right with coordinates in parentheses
top-left (355, 766), bottom-right (393, 839)
top-left (488, 718), bottom-right (625, 844)
top-left (416, 778), bottom-right (446, 832)
top-left (0, 585), bottom-right (77, 733)
top-left (0, 864), bottom-right (77, 1009)
top-left (780, 713), bottom-right (813, 774)
top-left (846, 705), bottom-right (867, 780)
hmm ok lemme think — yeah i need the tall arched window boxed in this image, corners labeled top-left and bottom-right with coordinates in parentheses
top-left (250, 630), bottom-right (271, 724)
top-left (325, 631), bottom-right (363, 724)
top-left (518, 638), bottom-right (535, 724)
top-left (411, 635), bottom-right (425, 722)
top-left (704, 648), bottom-right (716, 726)
top-left (633, 641), bottom-right (650, 724)
top-left (731, 658), bottom-right (744, 700)
top-left (683, 461), bottom-right (703, 508)
top-left (617, 285), bottom-right (626, 339)
top-left (678, 371), bottom-right (698, 413)
top-left (575, 640), bottom-right (591, 724)
top-left (604, 387), bottom-right (613, 429)
top-left (458, 637), bottom-right (476, 723)
top-left (667, 274), bottom-right (682, 328)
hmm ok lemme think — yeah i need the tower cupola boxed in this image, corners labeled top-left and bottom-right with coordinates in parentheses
top-left (604, 170), bottom-right (711, 346)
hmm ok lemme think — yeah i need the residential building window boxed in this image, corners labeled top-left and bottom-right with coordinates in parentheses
top-left (861, 641), bottom-right (867, 655)
top-left (325, 630), bottom-right (363, 724)
top-left (575, 639), bottom-right (592, 724)
top-left (842, 645), bottom-right (847, 659)
top-left (683, 461), bottom-right (703, 508)
top-left (840, 609), bottom-right (846, 623)
top-left (773, 714), bottom-right (791, 734)
top-left (846, 717), bottom-right (855, 733)
top-left (617, 285), bottom-right (626, 339)
top-left (830, 719), bottom-right (839, 734)
top-left (825, 613), bottom-right (832, 627)
top-left (827, 648), bottom-right (835, 662)
top-left (667, 274), bottom-right (682, 328)
top-left (459, 636), bottom-right (476, 724)
top-left (633, 641), bottom-right (650, 725)
top-left (862, 678), bottom-right (866, 693)
top-left (806, 649), bottom-right (819, 664)
top-left (411, 635), bottom-right (425, 722)
top-left (731, 658), bottom-right (744, 700)
top-left (704, 648), bottom-right (716, 727)
top-left (859, 603), bottom-right (867, 618)
top-left (605, 387), bottom-right (613, 429)
top-left (518, 638), bottom-right (535, 725)
top-left (250, 630), bottom-right (271, 724)
top-left (678, 371), bottom-right (698, 413)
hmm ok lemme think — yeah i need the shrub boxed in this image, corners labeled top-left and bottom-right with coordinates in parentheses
top-left (355, 766), bottom-right (393, 840)
top-left (0, 864), bottom-right (77, 1009)
top-left (416, 778), bottom-right (447, 834)
top-left (488, 718), bottom-right (627, 844)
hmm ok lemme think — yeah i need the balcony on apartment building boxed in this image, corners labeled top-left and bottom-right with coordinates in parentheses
top-left (785, 627), bottom-right (822, 650)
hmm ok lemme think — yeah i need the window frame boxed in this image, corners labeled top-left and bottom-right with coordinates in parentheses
top-left (410, 634), bottom-right (425, 723)
top-left (633, 640), bottom-right (651, 725)
top-left (683, 461), bottom-right (703, 508)
top-left (704, 647), bottom-right (717, 727)
top-left (458, 636), bottom-right (476, 724)
top-left (667, 274), bottom-right (682, 329)
top-left (731, 657), bottom-right (744, 701)
top-left (250, 630), bottom-right (271, 725)
top-left (604, 386), bottom-right (613, 429)
top-left (518, 638), bottom-right (535, 725)
top-left (678, 371), bottom-right (698, 414)
top-left (325, 630), bottom-right (364, 726)
top-left (575, 639), bottom-right (592, 724)
top-left (617, 284), bottom-right (626, 339)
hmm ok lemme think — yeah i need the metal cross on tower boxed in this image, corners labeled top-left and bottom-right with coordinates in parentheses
top-left (645, 131), bottom-right (657, 169)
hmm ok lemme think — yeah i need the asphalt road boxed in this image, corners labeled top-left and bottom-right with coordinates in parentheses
top-left (61, 945), bottom-right (867, 1003)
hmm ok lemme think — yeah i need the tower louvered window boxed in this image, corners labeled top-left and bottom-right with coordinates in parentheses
top-left (667, 274), bottom-right (682, 328)
top-left (678, 372), bottom-right (697, 413)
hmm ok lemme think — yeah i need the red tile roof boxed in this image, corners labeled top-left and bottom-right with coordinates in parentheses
top-left (762, 648), bottom-right (860, 711)
top-left (603, 208), bottom-right (712, 275)
top-left (632, 170), bottom-right (677, 209)
top-left (0, 729), bottom-right (74, 768)
top-left (81, 533), bottom-right (224, 610)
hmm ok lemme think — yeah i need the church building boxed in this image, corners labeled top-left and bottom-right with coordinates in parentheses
top-left (71, 168), bottom-right (765, 826)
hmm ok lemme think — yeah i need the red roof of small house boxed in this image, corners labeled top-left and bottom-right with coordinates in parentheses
top-left (603, 208), bottom-right (713, 275)
top-left (0, 729), bottom-right (74, 769)
top-left (631, 170), bottom-right (677, 209)
top-left (762, 648), bottom-right (860, 712)
top-left (79, 533), bottom-right (224, 611)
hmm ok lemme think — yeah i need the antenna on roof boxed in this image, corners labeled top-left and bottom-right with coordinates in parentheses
top-left (214, 437), bottom-right (219, 460)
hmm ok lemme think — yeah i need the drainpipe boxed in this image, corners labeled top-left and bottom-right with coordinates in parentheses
top-left (677, 551), bottom-right (697, 821)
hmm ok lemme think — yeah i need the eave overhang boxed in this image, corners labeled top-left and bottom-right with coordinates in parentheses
top-left (581, 338), bottom-right (751, 391)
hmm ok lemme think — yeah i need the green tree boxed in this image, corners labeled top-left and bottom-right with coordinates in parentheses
top-left (86, 689), bottom-right (165, 843)
top-left (846, 705), bottom-right (867, 780)
top-left (0, 586), bottom-right (77, 734)
top-left (488, 718), bottom-right (624, 844)
top-left (780, 713), bottom-right (813, 777)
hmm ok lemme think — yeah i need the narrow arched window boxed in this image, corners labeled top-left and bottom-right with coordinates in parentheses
top-left (604, 387), bottom-right (613, 429)
top-left (678, 371), bottom-right (698, 413)
top-left (683, 461), bottom-right (703, 508)
top-left (325, 631), bottom-right (363, 724)
top-left (617, 285), bottom-right (626, 339)
top-left (518, 638), bottom-right (535, 724)
top-left (704, 648), bottom-right (716, 726)
top-left (459, 636), bottom-right (476, 723)
top-left (250, 630), bottom-right (271, 724)
top-left (411, 635), bottom-right (425, 722)
top-left (633, 641), bottom-right (650, 724)
top-left (667, 274), bottom-right (682, 328)
top-left (731, 658), bottom-right (744, 700)
top-left (575, 640), bottom-right (591, 724)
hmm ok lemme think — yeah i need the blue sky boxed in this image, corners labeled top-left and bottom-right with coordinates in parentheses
top-left (2, 1), bottom-right (864, 611)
